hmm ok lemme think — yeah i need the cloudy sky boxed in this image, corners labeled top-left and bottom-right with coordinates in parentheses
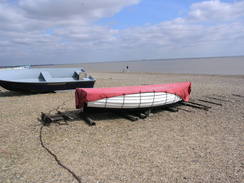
top-left (0, 0), bottom-right (244, 66)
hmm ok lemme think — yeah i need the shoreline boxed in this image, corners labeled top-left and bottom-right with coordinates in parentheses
top-left (88, 71), bottom-right (244, 77)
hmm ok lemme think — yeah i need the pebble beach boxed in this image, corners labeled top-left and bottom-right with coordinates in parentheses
top-left (0, 72), bottom-right (244, 183)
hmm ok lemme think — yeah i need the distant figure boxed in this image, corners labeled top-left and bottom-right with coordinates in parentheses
top-left (122, 65), bottom-right (129, 73)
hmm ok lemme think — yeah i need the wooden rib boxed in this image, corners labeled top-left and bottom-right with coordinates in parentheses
top-left (188, 101), bottom-right (211, 108)
top-left (181, 102), bottom-right (209, 111)
top-left (204, 96), bottom-right (231, 102)
top-left (232, 94), bottom-right (244, 98)
top-left (197, 99), bottom-right (222, 106)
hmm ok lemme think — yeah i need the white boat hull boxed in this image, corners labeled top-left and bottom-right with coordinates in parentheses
top-left (87, 92), bottom-right (182, 109)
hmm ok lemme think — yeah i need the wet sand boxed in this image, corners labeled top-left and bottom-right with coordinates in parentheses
top-left (0, 72), bottom-right (243, 183)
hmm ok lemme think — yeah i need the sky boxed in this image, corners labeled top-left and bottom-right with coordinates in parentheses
top-left (0, 0), bottom-right (244, 66)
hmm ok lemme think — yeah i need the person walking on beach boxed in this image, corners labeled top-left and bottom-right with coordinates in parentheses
top-left (122, 65), bottom-right (129, 72)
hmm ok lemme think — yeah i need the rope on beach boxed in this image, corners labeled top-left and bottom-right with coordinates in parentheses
top-left (48, 99), bottom-right (70, 115)
top-left (39, 125), bottom-right (82, 183)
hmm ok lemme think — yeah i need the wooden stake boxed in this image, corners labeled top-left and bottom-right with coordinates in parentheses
top-left (80, 112), bottom-right (96, 126)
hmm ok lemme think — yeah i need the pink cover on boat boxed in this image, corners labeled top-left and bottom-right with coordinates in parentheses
top-left (75, 82), bottom-right (191, 109)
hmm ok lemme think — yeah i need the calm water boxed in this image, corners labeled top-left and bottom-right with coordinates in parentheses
top-left (81, 56), bottom-right (244, 75)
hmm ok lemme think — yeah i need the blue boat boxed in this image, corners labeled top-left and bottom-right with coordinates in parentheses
top-left (0, 67), bottom-right (95, 93)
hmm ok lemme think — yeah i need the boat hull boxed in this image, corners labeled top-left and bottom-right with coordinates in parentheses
top-left (0, 80), bottom-right (95, 93)
top-left (0, 67), bottom-right (95, 93)
top-left (87, 92), bottom-right (181, 109)
top-left (75, 82), bottom-right (191, 109)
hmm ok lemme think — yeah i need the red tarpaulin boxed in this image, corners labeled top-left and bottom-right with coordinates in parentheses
top-left (75, 82), bottom-right (191, 109)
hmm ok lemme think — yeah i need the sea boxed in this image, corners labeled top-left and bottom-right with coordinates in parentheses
top-left (81, 56), bottom-right (244, 75)
top-left (2, 56), bottom-right (243, 75)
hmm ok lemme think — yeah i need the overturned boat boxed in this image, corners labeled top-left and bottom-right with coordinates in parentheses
top-left (75, 82), bottom-right (191, 110)
top-left (0, 67), bottom-right (95, 93)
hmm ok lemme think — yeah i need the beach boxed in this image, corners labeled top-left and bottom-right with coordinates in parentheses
top-left (0, 72), bottom-right (244, 182)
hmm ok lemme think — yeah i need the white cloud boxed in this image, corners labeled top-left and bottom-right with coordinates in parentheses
top-left (0, 0), bottom-right (244, 65)
top-left (188, 0), bottom-right (244, 22)
top-left (19, 0), bottom-right (139, 23)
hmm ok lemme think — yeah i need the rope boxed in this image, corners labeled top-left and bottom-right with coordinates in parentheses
top-left (39, 99), bottom-right (82, 183)
top-left (138, 91), bottom-right (142, 108)
top-left (122, 94), bottom-right (125, 109)
top-left (105, 97), bottom-right (108, 108)
top-left (48, 98), bottom-right (72, 115)
top-left (39, 126), bottom-right (82, 183)
top-left (165, 92), bottom-right (168, 104)
top-left (173, 92), bottom-right (176, 103)
top-left (151, 91), bottom-right (155, 107)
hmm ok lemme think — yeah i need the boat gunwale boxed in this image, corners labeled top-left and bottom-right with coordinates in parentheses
top-left (0, 67), bottom-right (95, 83)
top-left (0, 78), bottom-right (96, 84)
